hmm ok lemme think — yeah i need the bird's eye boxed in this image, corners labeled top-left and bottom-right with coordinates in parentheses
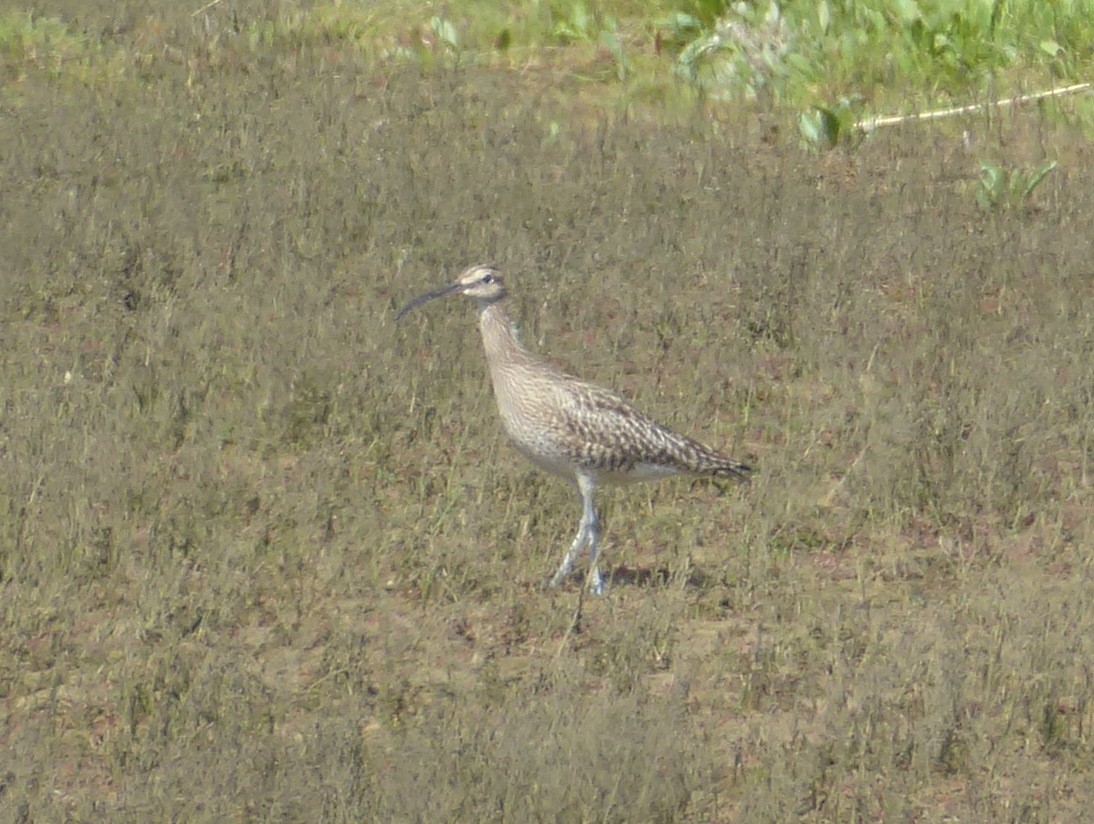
top-left (480, 273), bottom-right (495, 284)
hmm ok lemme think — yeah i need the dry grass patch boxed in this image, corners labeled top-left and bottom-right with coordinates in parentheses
top-left (1, 13), bottom-right (1091, 821)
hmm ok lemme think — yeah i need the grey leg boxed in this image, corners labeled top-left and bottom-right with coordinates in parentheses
top-left (550, 511), bottom-right (590, 587)
top-left (578, 474), bottom-right (604, 595)
top-left (549, 473), bottom-right (604, 594)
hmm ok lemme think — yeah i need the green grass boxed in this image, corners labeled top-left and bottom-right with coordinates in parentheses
top-left (4, 1), bottom-right (1091, 120)
top-left (1, 1), bottom-right (1092, 821)
top-left (0, 10), bottom-right (91, 81)
top-left (245, 0), bottom-right (1094, 118)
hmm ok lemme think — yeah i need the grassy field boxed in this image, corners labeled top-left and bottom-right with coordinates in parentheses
top-left (1, 1), bottom-right (1092, 821)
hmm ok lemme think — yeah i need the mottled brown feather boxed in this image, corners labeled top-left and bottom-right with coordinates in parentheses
top-left (478, 296), bottom-right (751, 485)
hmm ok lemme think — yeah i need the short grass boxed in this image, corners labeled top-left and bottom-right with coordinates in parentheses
top-left (1, 2), bottom-right (1092, 822)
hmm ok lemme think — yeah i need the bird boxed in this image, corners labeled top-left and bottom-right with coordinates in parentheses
top-left (395, 264), bottom-right (752, 594)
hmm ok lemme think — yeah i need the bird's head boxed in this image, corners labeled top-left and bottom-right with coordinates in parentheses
top-left (395, 264), bottom-right (507, 320)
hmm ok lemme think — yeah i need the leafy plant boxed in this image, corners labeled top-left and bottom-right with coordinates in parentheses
top-left (430, 16), bottom-right (460, 52)
top-left (551, 1), bottom-right (600, 44)
top-left (657, 0), bottom-right (730, 52)
top-left (599, 25), bottom-right (629, 81)
top-left (658, 11), bottom-right (704, 54)
top-left (975, 160), bottom-right (1058, 211)
top-left (674, 2), bottom-right (793, 100)
top-left (548, 1), bottom-right (628, 79)
top-left (798, 96), bottom-right (864, 150)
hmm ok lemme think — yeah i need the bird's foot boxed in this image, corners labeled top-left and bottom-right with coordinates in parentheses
top-left (587, 567), bottom-right (604, 595)
top-left (548, 567), bottom-right (570, 589)
top-left (546, 566), bottom-right (604, 595)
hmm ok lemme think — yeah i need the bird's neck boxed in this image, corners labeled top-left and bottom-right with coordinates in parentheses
top-left (478, 298), bottom-right (538, 373)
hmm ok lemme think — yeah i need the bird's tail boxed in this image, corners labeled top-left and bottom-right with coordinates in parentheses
top-left (685, 438), bottom-right (753, 484)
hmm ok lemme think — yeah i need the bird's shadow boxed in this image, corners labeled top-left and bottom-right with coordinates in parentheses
top-left (551, 563), bottom-right (714, 592)
top-left (609, 563), bottom-right (715, 590)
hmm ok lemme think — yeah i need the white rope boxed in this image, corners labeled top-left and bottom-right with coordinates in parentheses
top-left (856, 82), bottom-right (1092, 132)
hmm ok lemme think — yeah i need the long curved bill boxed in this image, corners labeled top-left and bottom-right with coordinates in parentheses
top-left (394, 282), bottom-right (462, 321)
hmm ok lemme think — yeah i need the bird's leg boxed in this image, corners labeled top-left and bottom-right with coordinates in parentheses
top-left (578, 474), bottom-right (604, 595)
top-left (584, 507), bottom-right (603, 595)
top-left (549, 510), bottom-right (590, 588)
top-left (549, 473), bottom-right (604, 593)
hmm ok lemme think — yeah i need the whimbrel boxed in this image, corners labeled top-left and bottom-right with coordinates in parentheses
top-left (396, 264), bottom-right (752, 594)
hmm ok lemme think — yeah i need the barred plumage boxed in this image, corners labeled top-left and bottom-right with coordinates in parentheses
top-left (396, 264), bottom-right (752, 594)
